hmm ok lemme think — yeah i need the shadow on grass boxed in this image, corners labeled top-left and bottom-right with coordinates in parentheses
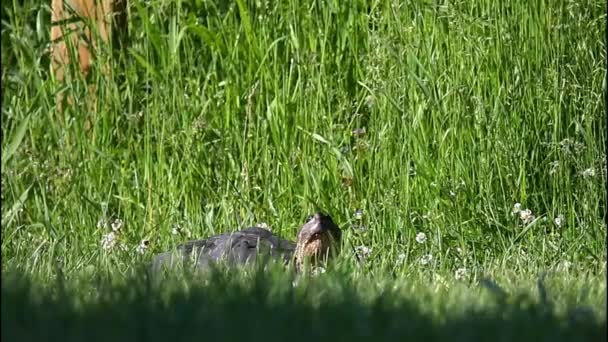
top-left (1, 265), bottom-right (605, 342)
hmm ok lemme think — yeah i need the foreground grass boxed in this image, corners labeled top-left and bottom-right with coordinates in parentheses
top-left (2, 266), bottom-right (606, 342)
top-left (1, 0), bottom-right (606, 340)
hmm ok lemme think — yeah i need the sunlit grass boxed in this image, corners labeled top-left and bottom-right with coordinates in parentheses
top-left (1, 0), bottom-right (606, 340)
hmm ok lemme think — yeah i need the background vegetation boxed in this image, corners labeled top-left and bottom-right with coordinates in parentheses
top-left (1, 0), bottom-right (606, 340)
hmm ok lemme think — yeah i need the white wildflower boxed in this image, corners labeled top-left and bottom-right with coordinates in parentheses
top-left (312, 266), bottom-right (326, 277)
top-left (581, 168), bottom-right (595, 178)
top-left (415, 232), bottom-right (427, 244)
top-left (512, 203), bottom-right (522, 215)
top-left (171, 225), bottom-right (182, 235)
top-left (136, 239), bottom-right (150, 255)
top-left (101, 231), bottom-right (118, 250)
top-left (554, 215), bottom-right (564, 228)
top-left (420, 254), bottom-right (433, 266)
top-left (396, 253), bottom-right (406, 266)
top-left (354, 209), bottom-right (364, 220)
top-left (355, 245), bottom-right (372, 260)
top-left (519, 209), bottom-right (535, 224)
top-left (454, 267), bottom-right (468, 280)
top-left (111, 218), bottom-right (123, 232)
top-left (557, 260), bottom-right (573, 272)
top-left (365, 95), bottom-right (375, 109)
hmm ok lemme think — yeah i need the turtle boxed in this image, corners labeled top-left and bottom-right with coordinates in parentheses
top-left (151, 212), bottom-right (342, 273)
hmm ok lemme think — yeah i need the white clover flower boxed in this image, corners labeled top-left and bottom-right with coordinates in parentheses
top-left (557, 260), bottom-right (573, 272)
top-left (101, 231), bottom-right (118, 250)
top-left (455, 267), bottom-right (468, 280)
top-left (312, 266), bottom-right (326, 277)
top-left (415, 232), bottom-right (427, 244)
top-left (111, 218), bottom-right (123, 232)
top-left (512, 203), bottom-right (522, 215)
top-left (519, 209), bottom-right (535, 224)
top-left (420, 254), bottom-right (433, 266)
top-left (554, 215), bottom-right (564, 228)
top-left (396, 253), bottom-right (406, 266)
top-left (365, 95), bottom-right (376, 109)
top-left (136, 239), bottom-right (150, 254)
top-left (256, 222), bottom-right (270, 230)
top-left (581, 168), bottom-right (596, 178)
top-left (355, 245), bottom-right (372, 260)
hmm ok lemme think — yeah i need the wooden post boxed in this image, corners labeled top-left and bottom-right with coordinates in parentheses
top-left (50, 0), bottom-right (127, 112)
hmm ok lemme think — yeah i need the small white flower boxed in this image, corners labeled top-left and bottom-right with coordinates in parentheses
top-left (396, 253), bottom-right (406, 266)
top-left (454, 267), bottom-right (468, 280)
top-left (554, 215), bottom-right (564, 228)
top-left (355, 245), bottom-right (372, 260)
top-left (354, 209), bottom-right (364, 220)
top-left (456, 247), bottom-right (463, 255)
top-left (312, 266), bottom-right (326, 277)
top-left (581, 168), bottom-right (595, 178)
top-left (419, 254), bottom-right (433, 266)
top-left (512, 203), bottom-right (522, 215)
top-left (101, 231), bottom-right (118, 250)
top-left (415, 232), bottom-right (427, 244)
top-left (519, 209), bottom-right (535, 224)
top-left (171, 225), bottom-right (182, 235)
top-left (111, 219), bottom-right (123, 232)
top-left (136, 239), bottom-right (150, 254)
top-left (557, 260), bottom-right (572, 272)
top-left (365, 95), bottom-right (375, 109)
top-left (256, 222), bottom-right (270, 230)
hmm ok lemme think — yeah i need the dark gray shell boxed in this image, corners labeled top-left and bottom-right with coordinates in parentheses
top-left (151, 227), bottom-right (296, 273)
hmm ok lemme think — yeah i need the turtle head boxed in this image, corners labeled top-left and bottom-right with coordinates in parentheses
top-left (294, 212), bottom-right (341, 272)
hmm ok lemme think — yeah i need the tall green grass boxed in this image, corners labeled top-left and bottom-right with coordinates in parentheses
top-left (1, 0), bottom-right (606, 340)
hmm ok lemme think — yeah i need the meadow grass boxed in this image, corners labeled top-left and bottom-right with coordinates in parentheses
top-left (1, 0), bottom-right (606, 340)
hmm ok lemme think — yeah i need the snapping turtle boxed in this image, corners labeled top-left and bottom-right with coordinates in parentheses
top-left (151, 212), bottom-right (341, 273)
